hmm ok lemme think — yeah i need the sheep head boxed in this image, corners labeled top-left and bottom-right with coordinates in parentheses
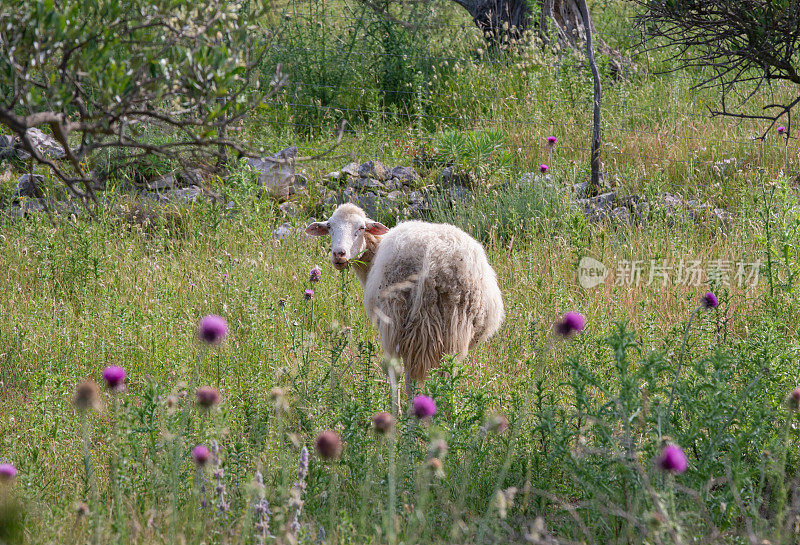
top-left (306, 204), bottom-right (388, 270)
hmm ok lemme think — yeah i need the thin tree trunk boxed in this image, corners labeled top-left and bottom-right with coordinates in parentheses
top-left (576, 0), bottom-right (602, 197)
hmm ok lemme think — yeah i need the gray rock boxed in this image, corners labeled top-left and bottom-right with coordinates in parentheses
top-left (571, 182), bottom-right (587, 199)
top-left (16, 174), bottom-right (45, 198)
top-left (340, 162), bottom-right (360, 178)
top-left (279, 201), bottom-right (300, 217)
top-left (353, 192), bottom-right (378, 218)
top-left (358, 160), bottom-right (390, 181)
top-left (610, 206), bottom-right (631, 223)
top-left (592, 191), bottom-right (617, 209)
top-left (146, 174), bottom-right (176, 190)
top-left (445, 185), bottom-right (470, 202)
top-left (324, 191), bottom-right (339, 205)
top-left (408, 190), bottom-right (430, 217)
top-left (168, 186), bottom-right (203, 203)
top-left (248, 146), bottom-right (306, 200)
top-left (0, 135), bottom-right (14, 160)
top-left (386, 190), bottom-right (405, 203)
top-left (326, 170), bottom-right (342, 180)
top-left (179, 168), bottom-right (204, 186)
top-left (390, 166), bottom-right (416, 183)
top-left (21, 198), bottom-right (47, 214)
top-left (349, 177), bottom-right (385, 190)
top-left (275, 222), bottom-right (293, 240)
top-left (16, 128), bottom-right (66, 160)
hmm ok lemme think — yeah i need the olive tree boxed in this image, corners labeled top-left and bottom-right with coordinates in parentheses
top-left (0, 0), bottom-right (285, 201)
top-left (635, 0), bottom-right (800, 136)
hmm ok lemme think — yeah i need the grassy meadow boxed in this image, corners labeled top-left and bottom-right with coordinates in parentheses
top-left (3, 0), bottom-right (800, 543)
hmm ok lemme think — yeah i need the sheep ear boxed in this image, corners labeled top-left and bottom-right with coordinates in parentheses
top-left (366, 220), bottom-right (389, 235)
top-left (305, 222), bottom-right (329, 236)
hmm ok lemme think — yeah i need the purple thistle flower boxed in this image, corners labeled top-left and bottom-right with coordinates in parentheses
top-left (412, 395), bottom-right (437, 419)
top-left (304, 289), bottom-right (314, 300)
top-left (195, 386), bottom-right (221, 409)
top-left (487, 413), bottom-right (509, 433)
top-left (547, 136), bottom-right (557, 147)
top-left (315, 430), bottom-right (342, 460)
top-left (789, 388), bottom-right (800, 410)
top-left (101, 366), bottom-right (126, 391)
top-left (198, 314), bottom-right (228, 345)
top-left (0, 463), bottom-right (17, 481)
top-left (539, 164), bottom-right (549, 174)
top-left (657, 444), bottom-right (688, 474)
top-left (73, 380), bottom-right (100, 410)
top-left (372, 412), bottom-right (394, 434)
top-left (193, 445), bottom-right (211, 466)
top-left (556, 311), bottom-right (586, 337)
top-left (309, 266), bottom-right (322, 283)
top-left (777, 126), bottom-right (787, 136)
top-left (702, 291), bottom-right (719, 309)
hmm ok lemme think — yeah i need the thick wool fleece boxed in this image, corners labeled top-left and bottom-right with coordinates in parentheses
top-left (362, 220), bottom-right (504, 380)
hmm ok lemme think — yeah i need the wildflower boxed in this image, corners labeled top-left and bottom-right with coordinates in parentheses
top-left (269, 387), bottom-right (289, 414)
top-left (657, 444), bottom-right (688, 474)
top-left (289, 447), bottom-right (309, 536)
top-left (193, 445), bottom-right (211, 466)
top-left (76, 502), bottom-right (90, 518)
top-left (702, 291), bottom-right (719, 309)
top-left (555, 311), bottom-right (586, 337)
top-left (309, 266), bottom-right (322, 283)
top-left (372, 412), bottom-right (394, 434)
top-left (73, 380), bottom-right (100, 411)
top-left (315, 430), bottom-right (342, 460)
top-left (426, 457), bottom-right (445, 479)
top-left (210, 441), bottom-right (229, 513)
top-left (428, 438), bottom-right (448, 459)
top-left (546, 136), bottom-right (557, 147)
top-left (195, 386), bottom-right (221, 409)
top-left (304, 289), bottom-right (314, 300)
top-left (101, 366), bottom-right (126, 391)
top-left (253, 472), bottom-right (273, 542)
top-left (539, 164), bottom-right (549, 174)
top-left (412, 395), bottom-right (437, 419)
top-left (487, 413), bottom-right (509, 433)
top-left (788, 388), bottom-right (800, 410)
top-left (0, 463), bottom-right (17, 482)
top-left (777, 126), bottom-right (787, 136)
top-left (495, 487), bottom-right (518, 519)
top-left (198, 314), bottom-right (228, 345)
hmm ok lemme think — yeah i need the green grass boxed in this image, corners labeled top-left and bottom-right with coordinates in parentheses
top-left (3, 0), bottom-right (800, 542)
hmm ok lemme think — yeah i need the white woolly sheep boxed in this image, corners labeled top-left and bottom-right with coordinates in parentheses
top-left (306, 203), bottom-right (504, 394)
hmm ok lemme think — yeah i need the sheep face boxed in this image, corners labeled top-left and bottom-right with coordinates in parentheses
top-left (306, 204), bottom-right (388, 269)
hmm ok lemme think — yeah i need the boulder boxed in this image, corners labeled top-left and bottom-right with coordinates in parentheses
top-left (16, 128), bottom-right (66, 160)
top-left (248, 146), bottom-right (307, 200)
top-left (16, 174), bottom-right (45, 198)
top-left (146, 174), bottom-right (177, 190)
top-left (358, 160), bottom-right (390, 181)
top-left (390, 166), bottom-right (416, 183)
top-left (0, 135), bottom-right (14, 160)
top-left (274, 222), bottom-right (293, 240)
top-left (349, 177), bottom-right (385, 191)
top-left (340, 162), bottom-right (360, 178)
